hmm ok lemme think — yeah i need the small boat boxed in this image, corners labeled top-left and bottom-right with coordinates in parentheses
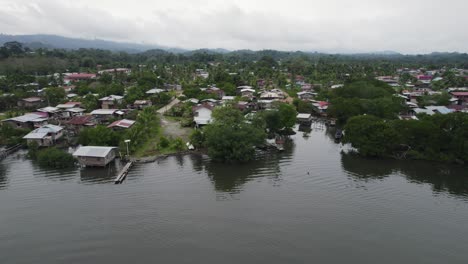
top-left (335, 129), bottom-right (343, 140)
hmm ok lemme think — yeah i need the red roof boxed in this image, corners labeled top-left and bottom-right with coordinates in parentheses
top-left (451, 92), bottom-right (468, 96)
top-left (192, 103), bottom-right (214, 112)
top-left (107, 119), bottom-right (135, 129)
top-left (66, 73), bottom-right (96, 79)
top-left (67, 115), bottom-right (94, 125)
top-left (319, 101), bottom-right (329, 107)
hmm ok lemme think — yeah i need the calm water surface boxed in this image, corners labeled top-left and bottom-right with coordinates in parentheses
top-left (1, 126), bottom-right (467, 264)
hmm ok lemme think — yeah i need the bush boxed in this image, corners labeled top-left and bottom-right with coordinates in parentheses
top-left (159, 136), bottom-right (170, 148)
top-left (36, 148), bottom-right (76, 168)
top-left (172, 138), bottom-right (185, 151)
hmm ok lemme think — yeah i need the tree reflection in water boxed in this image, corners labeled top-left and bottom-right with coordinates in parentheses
top-left (189, 140), bottom-right (295, 194)
top-left (341, 152), bottom-right (468, 198)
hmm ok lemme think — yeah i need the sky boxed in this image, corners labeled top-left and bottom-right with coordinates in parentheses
top-left (0, 0), bottom-right (467, 54)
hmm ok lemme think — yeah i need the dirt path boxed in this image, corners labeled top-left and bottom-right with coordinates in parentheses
top-left (160, 116), bottom-right (192, 141)
top-left (157, 98), bottom-right (180, 114)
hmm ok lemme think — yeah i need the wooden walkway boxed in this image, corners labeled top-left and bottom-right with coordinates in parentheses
top-left (0, 144), bottom-right (22, 160)
top-left (114, 162), bottom-right (133, 184)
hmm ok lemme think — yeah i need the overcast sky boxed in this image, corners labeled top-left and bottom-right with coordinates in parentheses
top-left (1, 0), bottom-right (467, 53)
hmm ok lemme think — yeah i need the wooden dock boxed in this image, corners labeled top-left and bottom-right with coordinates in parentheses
top-left (0, 144), bottom-right (22, 160)
top-left (114, 162), bottom-right (133, 184)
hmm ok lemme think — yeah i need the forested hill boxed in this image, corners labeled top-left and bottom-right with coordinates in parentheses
top-left (0, 40), bottom-right (468, 75)
top-left (0, 34), bottom-right (186, 53)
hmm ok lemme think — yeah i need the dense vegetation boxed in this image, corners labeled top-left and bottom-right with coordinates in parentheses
top-left (202, 106), bottom-right (266, 162)
top-left (344, 113), bottom-right (468, 163)
top-left (28, 142), bottom-right (75, 168)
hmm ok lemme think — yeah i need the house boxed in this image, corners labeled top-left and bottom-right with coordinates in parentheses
top-left (195, 69), bottom-right (209, 79)
top-left (66, 115), bottom-right (96, 134)
top-left (312, 101), bottom-right (329, 116)
top-left (237, 85), bottom-right (254, 91)
top-left (301, 84), bottom-right (313, 91)
top-left (240, 88), bottom-right (256, 98)
top-left (235, 101), bottom-right (250, 111)
top-left (450, 91), bottom-right (468, 105)
top-left (146, 88), bottom-right (166, 95)
top-left (330, 84), bottom-right (344, 89)
top-left (417, 75), bottom-right (432, 81)
top-left (133, 100), bottom-right (152, 109)
top-left (297, 91), bottom-right (316, 100)
top-left (64, 73), bottom-right (97, 82)
top-left (164, 84), bottom-right (182, 91)
top-left (297, 113), bottom-right (312, 125)
top-left (107, 119), bottom-right (136, 130)
top-left (413, 106), bottom-right (454, 115)
top-left (2, 113), bottom-right (48, 129)
top-left (56, 102), bottom-right (82, 109)
top-left (260, 91), bottom-right (281, 100)
top-left (99, 95), bottom-right (124, 109)
top-left (221, 96), bottom-right (236, 103)
top-left (36, 106), bottom-right (62, 118)
top-left (193, 104), bottom-right (214, 127)
top-left (185, 98), bottom-right (200, 104)
top-left (91, 109), bottom-right (123, 123)
top-left (18, 97), bottom-right (43, 108)
top-left (205, 87), bottom-right (225, 99)
top-left (23, 124), bottom-right (64, 147)
top-left (73, 146), bottom-right (117, 167)
top-left (62, 107), bottom-right (86, 118)
top-left (98, 68), bottom-right (131, 75)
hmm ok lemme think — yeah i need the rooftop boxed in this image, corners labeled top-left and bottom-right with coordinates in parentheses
top-left (73, 146), bottom-right (116, 158)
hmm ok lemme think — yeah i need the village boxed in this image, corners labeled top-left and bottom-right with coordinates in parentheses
top-left (1, 45), bottom-right (468, 170)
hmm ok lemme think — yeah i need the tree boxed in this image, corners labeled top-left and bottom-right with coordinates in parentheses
top-left (44, 87), bottom-right (66, 106)
top-left (204, 106), bottom-right (266, 162)
top-left (80, 95), bottom-right (99, 112)
top-left (278, 103), bottom-right (297, 130)
top-left (344, 115), bottom-right (399, 157)
top-left (78, 125), bottom-right (121, 146)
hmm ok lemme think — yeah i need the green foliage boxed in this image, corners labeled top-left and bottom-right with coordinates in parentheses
top-left (189, 129), bottom-right (205, 149)
top-left (80, 94), bottom-right (99, 111)
top-left (278, 103), bottom-right (297, 129)
top-left (345, 113), bottom-right (468, 163)
top-left (44, 86), bottom-right (66, 105)
top-left (78, 125), bottom-right (121, 146)
top-left (121, 106), bottom-right (160, 153)
top-left (344, 115), bottom-right (399, 157)
top-left (158, 136), bottom-right (170, 148)
top-left (172, 138), bottom-right (185, 151)
top-left (204, 106), bottom-right (266, 162)
top-left (261, 103), bottom-right (297, 132)
top-left (0, 125), bottom-right (29, 145)
top-left (293, 98), bottom-right (314, 113)
top-left (35, 148), bottom-right (75, 168)
top-left (328, 80), bottom-right (403, 124)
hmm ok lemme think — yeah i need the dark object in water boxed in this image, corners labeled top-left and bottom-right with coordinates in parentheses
top-left (335, 129), bottom-right (343, 140)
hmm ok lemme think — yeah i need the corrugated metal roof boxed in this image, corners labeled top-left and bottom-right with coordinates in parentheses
top-left (73, 146), bottom-right (116, 158)
top-left (5, 113), bottom-right (44, 123)
top-left (23, 125), bottom-right (63, 139)
top-left (91, 109), bottom-right (117, 115)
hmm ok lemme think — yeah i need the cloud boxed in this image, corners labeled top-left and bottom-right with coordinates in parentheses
top-left (0, 0), bottom-right (467, 53)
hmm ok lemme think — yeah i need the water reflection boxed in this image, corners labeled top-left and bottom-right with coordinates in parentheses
top-left (341, 152), bottom-right (468, 198)
top-left (0, 162), bottom-right (9, 189)
top-left (188, 140), bottom-right (294, 194)
top-left (80, 160), bottom-right (124, 184)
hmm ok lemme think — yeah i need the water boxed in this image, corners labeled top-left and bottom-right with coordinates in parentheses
top-left (1, 126), bottom-right (467, 264)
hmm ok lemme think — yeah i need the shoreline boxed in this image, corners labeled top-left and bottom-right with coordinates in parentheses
top-left (129, 149), bottom-right (206, 164)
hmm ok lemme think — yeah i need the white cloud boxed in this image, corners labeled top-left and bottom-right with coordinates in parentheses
top-left (0, 0), bottom-right (467, 53)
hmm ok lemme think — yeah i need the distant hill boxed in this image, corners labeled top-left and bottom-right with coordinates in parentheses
top-left (0, 34), bottom-right (188, 53)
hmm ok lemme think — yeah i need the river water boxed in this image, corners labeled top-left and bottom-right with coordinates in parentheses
top-left (1, 126), bottom-right (467, 264)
